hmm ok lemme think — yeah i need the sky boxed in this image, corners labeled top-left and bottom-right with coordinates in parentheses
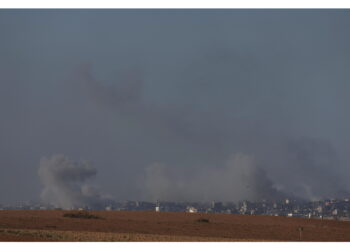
top-left (1, 10), bottom-right (350, 206)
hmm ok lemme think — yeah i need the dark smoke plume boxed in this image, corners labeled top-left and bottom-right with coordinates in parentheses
top-left (71, 65), bottom-right (350, 202)
top-left (144, 153), bottom-right (287, 202)
top-left (38, 154), bottom-right (111, 209)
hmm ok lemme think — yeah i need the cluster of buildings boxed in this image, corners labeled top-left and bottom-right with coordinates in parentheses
top-left (2, 198), bottom-right (350, 221)
top-left (231, 198), bottom-right (350, 221)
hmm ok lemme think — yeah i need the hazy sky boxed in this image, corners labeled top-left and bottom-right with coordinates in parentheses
top-left (1, 10), bottom-right (350, 205)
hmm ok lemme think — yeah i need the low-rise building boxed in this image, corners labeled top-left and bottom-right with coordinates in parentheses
top-left (186, 206), bottom-right (198, 213)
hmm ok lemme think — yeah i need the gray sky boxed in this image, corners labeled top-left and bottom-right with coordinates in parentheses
top-left (1, 10), bottom-right (350, 204)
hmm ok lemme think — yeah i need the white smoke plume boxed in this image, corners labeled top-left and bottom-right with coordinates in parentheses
top-left (70, 66), bottom-right (350, 202)
top-left (38, 154), bottom-right (109, 209)
top-left (144, 153), bottom-right (286, 202)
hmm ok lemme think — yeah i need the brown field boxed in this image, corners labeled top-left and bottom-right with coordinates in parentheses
top-left (1, 210), bottom-right (350, 241)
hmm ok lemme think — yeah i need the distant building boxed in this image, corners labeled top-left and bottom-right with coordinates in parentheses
top-left (239, 202), bottom-right (248, 214)
top-left (211, 201), bottom-right (224, 212)
top-left (332, 209), bottom-right (338, 216)
top-left (225, 209), bottom-right (232, 214)
top-left (155, 201), bottom-right (160, 212)
top-left (186, 206), bottom-right (198, 213)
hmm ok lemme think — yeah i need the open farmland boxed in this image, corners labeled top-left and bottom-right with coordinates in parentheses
top-left (1, 210), bottom-right (350, 241)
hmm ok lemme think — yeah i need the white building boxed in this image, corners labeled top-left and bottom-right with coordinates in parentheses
top-left (186, 206), bottom-right (198, 213)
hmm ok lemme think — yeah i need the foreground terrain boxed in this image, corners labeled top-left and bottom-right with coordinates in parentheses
top-left (1, 210), bottom-right (350, 241)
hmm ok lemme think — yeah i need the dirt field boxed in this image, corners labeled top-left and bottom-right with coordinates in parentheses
top-left (1, 210), bottom-right (350, 241)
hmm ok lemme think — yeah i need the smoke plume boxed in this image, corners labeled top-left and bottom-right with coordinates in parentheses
top-left (274, 137), bottom-right (350, 200)
top-left (3, 10), bottom-right (350, 205)
top-left (144, 153), bottom-right (286, 202)
top-left (72, 65), bottom-right (350, 202)
top-left (38, 154), bottom-right (110, 209)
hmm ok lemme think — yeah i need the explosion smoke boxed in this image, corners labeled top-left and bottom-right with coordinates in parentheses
top-left (144, 153), bottom-right (286, 202)
top-left (38, 154), bottom-right (109, 209)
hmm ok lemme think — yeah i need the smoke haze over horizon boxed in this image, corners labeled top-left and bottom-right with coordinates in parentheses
top-left (1, 10), bottom-right (350, 204)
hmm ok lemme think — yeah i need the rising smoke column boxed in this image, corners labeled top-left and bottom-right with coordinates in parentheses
top-left (38, 154), bottom-right (106, 209)
top-left (277, 137), bottom-right (350, 200)
top-left (73, 63), bottom-right (350, 202)
top-left (144, 153), bottom-right (287, 202)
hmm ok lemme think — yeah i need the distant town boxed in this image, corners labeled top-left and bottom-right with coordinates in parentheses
top-left (1, 198), bottom-right (350, 221)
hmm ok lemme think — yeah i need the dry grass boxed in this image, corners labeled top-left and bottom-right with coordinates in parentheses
top-left (1, 210), bottom-right (350, 241)
top-left (0, 228), bottom-right (247, 241)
